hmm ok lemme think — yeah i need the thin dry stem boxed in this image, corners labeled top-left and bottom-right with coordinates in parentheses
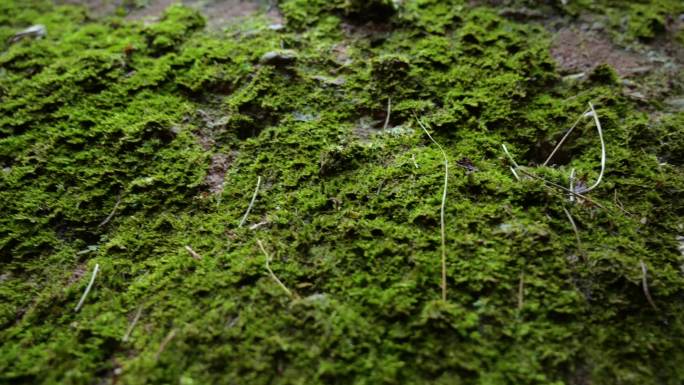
top-left (155, 329), bottom-right (177, 361)
top-left (257, 239), bottom-right (296, 299)
top-left (568, 168), bottom-right (576, 202)
top-left (249, 221), bottom-right (269, 230)
top-left (582, 102), bottom-right (606, 193)
top-left (541, 103), bottom-right (605, 193)
top-left (502, 144), bottom-right (521, 181)
top-left (517, 272), bottom-right (525, 310)
top-left (639, 260), bottom-right (658, 311)
top-left (98, 193), bottom-right (122, 228)
top-left (383, 97), bottom-right (392, 131)
top-left (543, 106), bottom-right (591, 166)
top-left (239, 176), bottom-right (261, 227)
top-left (502, 144), bottom-right (520, 168)
top-left (509, 166), bottom-right (520, 181)
top-left (414, 114), bottom-right (449, 301)
top-left (74, 263), bottom-right (99, 312)
top-left (122, 306), bottom-right (143, 342)
top-left (562, 206), bottom-right (583, 252)
top-left (184, 245), bottom-right (202, 260)
top-left (516, 168), bottom-right (608, 211)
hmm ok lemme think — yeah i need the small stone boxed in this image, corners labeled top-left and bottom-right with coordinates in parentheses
top-left (665, 97), bottom-right (684, 110)
top-left (259, 50), bottom-right (297, 66)
top-left (170, 125), bottom-right (182, 135)
top-left (8, 24), bottom-right (46, 44)
top-left (591, 21), bottom-right (605, 31)
top-left (311, 75), bottom-right (346, 86)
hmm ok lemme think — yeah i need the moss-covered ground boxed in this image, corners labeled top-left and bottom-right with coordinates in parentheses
top-left (1, 1), bottom-right (684, 384)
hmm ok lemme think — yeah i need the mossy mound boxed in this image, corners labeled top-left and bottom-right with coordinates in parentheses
top-left (1, 1), bottom-right (684, 384)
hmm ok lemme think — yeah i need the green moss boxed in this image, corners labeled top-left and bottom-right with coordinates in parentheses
top-left (1, 1), bottom-right (684, 384)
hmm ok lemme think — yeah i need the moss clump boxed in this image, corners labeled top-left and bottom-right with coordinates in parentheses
top-left (1, 1), bottom-right (684, 384)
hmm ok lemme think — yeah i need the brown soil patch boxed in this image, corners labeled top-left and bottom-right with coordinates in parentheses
top-left (67, 263), bottom-right (88, 286)
top-left (55, 0), bottom-right (118, 18)
top-left (205, 152), bottom-right (234, 194)
top-left (54, 0), bottom-right (282, 28)
top-left (551, 27), bottom-right (650, 77)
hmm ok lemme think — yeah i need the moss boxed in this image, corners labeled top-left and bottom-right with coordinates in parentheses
top-left (1, 1), bottom-right (684, 384)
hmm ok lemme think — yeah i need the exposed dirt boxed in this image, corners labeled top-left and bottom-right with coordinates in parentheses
top-left (55, 0), bottom-right (282, 27)
top-left (66, 263), bottom-right (87, 286)
top-left (551, 27), bottom-right (650, 77)
top-left (204, 152), bottom-right (233, 194)
top-left (55, 0), bottom-right (118, 18)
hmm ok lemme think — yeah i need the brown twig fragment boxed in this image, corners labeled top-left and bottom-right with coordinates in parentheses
top-left (639, 260), bottom-right (658, 311)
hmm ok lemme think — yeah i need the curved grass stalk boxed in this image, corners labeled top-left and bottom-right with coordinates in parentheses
top-left (414, 114), bottom-right (449, 301)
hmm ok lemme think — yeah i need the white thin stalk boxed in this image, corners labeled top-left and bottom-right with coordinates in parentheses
top-left (581, 102), bottom-right (606, 193)
top-left (502, 144), bottom-right (520, 168)
top-left (98, 194), bottom-right (121, 228)
top-left (74, 263), bottom-right (99, 312)
top-left (562, 206), bottom-right (583, 252)
top-left (257, 239), bottom-right (295, 299)
top-left (502, 144), bottom-right (520, 181)
top-left (568, 168), bottom-right (576, 202)
top-left (509, 166), bottom-right (520, 181)
top-left (383, 97), bottom-right (392, 131)
top-left (122, 306), bottom-right (143, 342)
top-left (415, 114), bottom-right (449, 301)
top-left (184, 245), bottom-right (202, 260)
top-left (639, 260), bottom-right (658, 311)
top-left (239, 176), bottom-right (261, 227)
top-left (543, 106), bottom-right (591, 167)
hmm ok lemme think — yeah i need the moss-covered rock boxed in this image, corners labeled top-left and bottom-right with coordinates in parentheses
top-left (1, 1), bottom-right (683, 384)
